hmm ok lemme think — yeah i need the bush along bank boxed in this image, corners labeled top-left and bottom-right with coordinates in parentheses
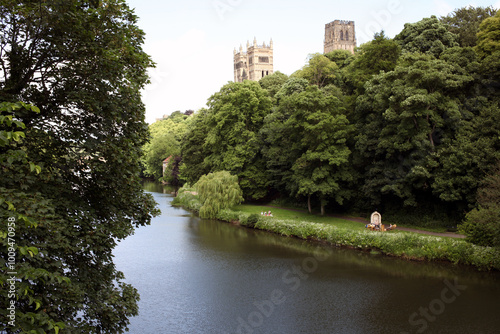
top-left (172, 189), bottom-right (500, 271)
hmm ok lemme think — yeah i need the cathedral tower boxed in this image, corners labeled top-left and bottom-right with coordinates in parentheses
top-left (234, 38), bottom-right (273, 83)
top-left (324, 20), bottom-right (356, 54)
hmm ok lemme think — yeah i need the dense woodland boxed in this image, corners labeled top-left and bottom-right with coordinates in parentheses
top-left (145, 7), bottom-right (500, 247)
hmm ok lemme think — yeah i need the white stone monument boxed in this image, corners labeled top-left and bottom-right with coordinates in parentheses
top-left (370, 211), bottom-right (381, 227)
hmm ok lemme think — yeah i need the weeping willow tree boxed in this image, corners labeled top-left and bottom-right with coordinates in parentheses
top-left (195, 171), bottom-right (244, 219)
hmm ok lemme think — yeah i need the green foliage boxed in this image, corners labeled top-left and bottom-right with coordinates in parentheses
top-left (195, 171), bottom-right (244, 219)
top-left (143, 132), bottom-right (180, 180)
top-left (201, 81), bottom-right (272, 199)
top-left (293, 53), bottom-right (338, 87)
top-left (274, 77), bottom-right (309, 103)
top-left (171, 186), bottom-right (202, 212)
top-left (460, 162), bottom-right (500, 247)
top-left (179, 110), bottom-right (212, 184)
top-left (324, 49), bottom-right (354, 69)
top-left (143, 115), bottom-right (190, 180)
top-left (394, 16), bottom-right (459, 57)
top-left (287, 86), bottom-right (353, 213)
top-left (354, 52), bottom-right (474, 207)
top-left (259, 71), bottom-right (289, 100)
top-left (343, 31), bottom-right (401, 95)
top-left (475, 11), bottom-right (500, 59)
top-left (0, 1), bottom-right (158, 332)
top-left (440, 6), bottom-right (497, 47)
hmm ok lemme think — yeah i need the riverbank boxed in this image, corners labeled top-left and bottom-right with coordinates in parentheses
top-left (171, 189), bottom-right (500, 271)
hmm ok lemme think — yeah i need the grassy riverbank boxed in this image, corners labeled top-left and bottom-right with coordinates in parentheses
top-left (172, 188), bottom-right (500, 271)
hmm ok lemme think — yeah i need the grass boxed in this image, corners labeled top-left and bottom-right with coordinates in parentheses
top-left (235, 204), bottom-right (366, 231)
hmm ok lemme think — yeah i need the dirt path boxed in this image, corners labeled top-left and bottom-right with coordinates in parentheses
top-left (263, 205), bottom-right (466, 239)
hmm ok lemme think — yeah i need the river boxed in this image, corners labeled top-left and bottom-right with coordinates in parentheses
top-left (113, 184), bottom-right (500, 334)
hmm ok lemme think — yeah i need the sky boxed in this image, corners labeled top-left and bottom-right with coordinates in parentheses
top-left (124, 0), bottom-right (500, 123)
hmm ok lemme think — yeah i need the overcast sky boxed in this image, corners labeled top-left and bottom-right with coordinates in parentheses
top-left (125, 0), bottom-right (500, 123)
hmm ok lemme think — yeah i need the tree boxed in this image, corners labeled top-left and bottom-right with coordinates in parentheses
top-left (258, 71), bottom-right (289, 100)
top-left (143, 131), bottom-right (180, 180)
top-left (274, 77), bottom-right (309, 103)
top-left (203, 81), bottom-right (272, 200)
top-left (343, 31), bottom-right (401, 95)
top-left (394, 16), bottom-right (459, 58)
top-left (440, 6), bottom-right (497, 47)
top-left (459, 161), bottom-right (500, 247)
top-left (179, 110), bottom-right (212, 185)
top-left (195, 171), bottom-right (244, 219)
top-left (475, 11), bottom-right (500, 101)
top-left (143, 115), bottom-right (189, 180)
top-left (324, 49), bottom-right (354, 69)
top-left (0, 1), bottom-right (158, 332)
top-left (354, 52), bottom-right (474, 207)
top-left (280, 86), bottom-right (353, 214)
top-left (432, 99), bottom-right (500, 207)
top-left (293, 53), bottom-right (338, 87)
top-left (1, 102), bottom-right (70, 333)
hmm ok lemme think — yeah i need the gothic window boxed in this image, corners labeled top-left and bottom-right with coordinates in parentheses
top-left (340, 31), bottom-right (344, 40)
top-left (346, 31), bottom-right (349, 41)
top-left (262, 70), bottom-right (265, 77)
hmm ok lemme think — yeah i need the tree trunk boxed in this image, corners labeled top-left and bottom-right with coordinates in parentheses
top-left (321, 203), bottom-right (325, 216)
top-left (308, 194), bottom-right (312, 213)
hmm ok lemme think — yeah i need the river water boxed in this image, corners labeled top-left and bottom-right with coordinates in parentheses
top-left (113, 184), bottom-right (500, 334)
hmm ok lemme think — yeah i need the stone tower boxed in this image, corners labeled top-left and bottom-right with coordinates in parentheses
top-left (324, 20), bottom-right (356, 54)
top-left (234, 38), bottom-right (273, 82)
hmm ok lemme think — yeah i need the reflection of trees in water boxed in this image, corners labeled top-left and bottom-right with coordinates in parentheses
top-left (188, 218), bottom-right (499, 285)
top-left (143, 181), bottom-right (176, 194)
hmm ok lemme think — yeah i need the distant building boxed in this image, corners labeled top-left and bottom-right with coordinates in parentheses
top-left (324, 20), bottom-right (356, 54)
top-left (162, 156), bottom-right (172, 176)
top-left (234, 38), bottom-right (274, 82)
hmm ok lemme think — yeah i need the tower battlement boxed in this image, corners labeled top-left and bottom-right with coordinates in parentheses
top-left (324, 20), bottom-right (356, 54)
top-left (234, 38), bottom-right (273, 83)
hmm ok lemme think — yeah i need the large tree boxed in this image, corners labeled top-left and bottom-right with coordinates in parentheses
top-left (0, 1), bottom-right (157, 333)
top-left (192, 81), bottom-right (272, 200)
top-left (440, 6), bottom-right (497, 47)
top-left (354, 52), bottom-right (474, 208)
top-left (263, 85), bottom-right (352, 214)
top-left (394, 16), bottom-right (459, 58)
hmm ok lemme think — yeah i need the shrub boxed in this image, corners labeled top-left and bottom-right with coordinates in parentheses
top-left (459, 206), bottom-right (500, 247)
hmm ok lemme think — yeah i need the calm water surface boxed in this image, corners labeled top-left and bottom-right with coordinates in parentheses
top-left (113, 184), bottom-right (500, 334)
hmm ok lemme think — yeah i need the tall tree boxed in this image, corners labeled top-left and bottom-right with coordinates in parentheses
top-left (354, 52), bottom-right (474, 207)
top-left (281, 86), bottom-right (352, 214)
top-left (203, 81), bottom-right (272, 200)
top-left (343, 31), bottom-right (401, 96)
top-left (179, 109), bottom-right (212, 185)
top-left (440, 6), bottom-right (497, 47)
top-left (0, 1), bottom-right (158, 332)
top-left (258, 71), bottom-right (289, 101)
top-left (293, 53), bottom-right (338, 87)
top-left (394, 16), bottom-right (459, 58)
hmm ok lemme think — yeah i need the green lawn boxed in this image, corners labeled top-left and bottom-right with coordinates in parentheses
top-left (235, 204), bottom-right (457, 234)
top-left (233, 204), bottom-right (367, 231)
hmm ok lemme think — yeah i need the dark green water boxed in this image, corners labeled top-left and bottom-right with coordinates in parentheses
top-left (113, 183), bottom-right (500, 334)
